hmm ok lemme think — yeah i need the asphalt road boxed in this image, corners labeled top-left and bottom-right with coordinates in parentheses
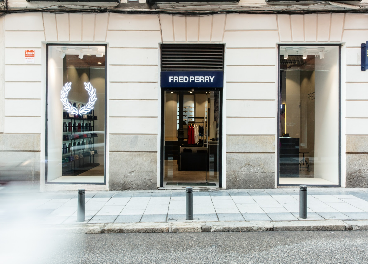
top-left (3, 228), bottom-right (368, 264)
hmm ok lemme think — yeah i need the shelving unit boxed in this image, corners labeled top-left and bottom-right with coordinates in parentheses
top-left (62, 109), bottom-right (99, 176)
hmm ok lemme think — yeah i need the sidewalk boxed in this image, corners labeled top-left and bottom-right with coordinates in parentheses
top-left (2, 186), bottom-right (368, 232)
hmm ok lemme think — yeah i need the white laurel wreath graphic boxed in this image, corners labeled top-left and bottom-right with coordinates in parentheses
top-left (60, 82), bottom-right (97, 116)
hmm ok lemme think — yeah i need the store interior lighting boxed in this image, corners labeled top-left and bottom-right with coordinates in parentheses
top-left (280, 47), bottom-right (329, 60)
top-left (57, 46), bottom-right (106, 60)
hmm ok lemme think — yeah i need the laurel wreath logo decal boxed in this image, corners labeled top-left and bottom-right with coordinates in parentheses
top-left (60, 82), bottom-right (97, 115)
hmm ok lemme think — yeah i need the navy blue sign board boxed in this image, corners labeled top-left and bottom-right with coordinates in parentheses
top-left (362, 42), bottom-right (368, 71)
top-left (161, 71), bottom-right (223, 88)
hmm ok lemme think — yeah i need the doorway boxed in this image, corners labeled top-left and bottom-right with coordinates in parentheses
top-left (161, 88), bottom-right (222, 187)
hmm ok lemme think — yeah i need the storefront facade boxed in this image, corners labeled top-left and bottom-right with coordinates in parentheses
top-left (1, 8), bottom-right (368, 190)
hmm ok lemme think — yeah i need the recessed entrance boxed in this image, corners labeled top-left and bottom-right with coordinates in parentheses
top-left (162, 89), bottom-right (222, 187)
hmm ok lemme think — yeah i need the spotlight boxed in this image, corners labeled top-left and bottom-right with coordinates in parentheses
top-left (60, 52), bottom-right (65, 59)
top-left (318, 48), bottom-right (325, 59)
top-left (79, 53), bottom-right (84, 59)
top-left (284, 52), bottom-right (288, 60)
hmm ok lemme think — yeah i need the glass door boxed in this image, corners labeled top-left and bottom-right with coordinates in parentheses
top-left (162, 89), bottom-right (221, 187)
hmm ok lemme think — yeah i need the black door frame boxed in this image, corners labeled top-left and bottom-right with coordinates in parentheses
top-left (160, 87), bottom-right (223, 188)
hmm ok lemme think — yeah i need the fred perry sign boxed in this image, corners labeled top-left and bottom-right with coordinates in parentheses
top-left (161, 71), bottom-right (223, 88)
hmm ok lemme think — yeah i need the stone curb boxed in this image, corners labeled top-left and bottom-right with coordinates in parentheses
top-left (84, 220), bottom-right (368, 234)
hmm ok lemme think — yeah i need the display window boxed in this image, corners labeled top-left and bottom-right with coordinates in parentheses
top-left (278, 45), bottom-right (340, 186)
top-left (46, 45), bottom-right (106, 184)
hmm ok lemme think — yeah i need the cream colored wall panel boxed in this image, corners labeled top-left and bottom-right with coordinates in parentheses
top-left (56, 14), bottom-right (69, 41)
top-left (346, 101), bottom-right (368, 118)
top-left (95, 13), bottom-right (109, 41)
top-left (4, 117), bottom-right (41, 133)
top-left (226, 48), bottom-right (276, 65)
top-left (109, 100), bottom-right (158, 117)
top-left (109, 117), bottom-right (158, 134)
top-left (346, 48), bottom-right (361, 65)
top-left (211, 14), bottom-right (226, 41)
top-left (43, 13), bottom-right (57, 42)
top-left (277, 15), bottom-right (292, 42)
top-left (109, 48), bottom-right (158, 65)
top-left (199, 16), bottom-right (212, 42)
top-left (186, 17), bottom-right (199, 42)
top-left (317, 14), bottom-right (330, 42)
top-left (291, 15), bottom-right (304, 41)
top-left (226, 83), bottom-right (277, 100)
top-left (110, 66), bottom-right (158, 82)
top-left (226, 117), bottom-right (275, 135)
top-left (5, 13), bottom-right (43, 31)
top-left (304, 14), bottom-right (317, 42)
top-left (5, 31), bottom-right (44, 47)
top-left (226, 66), bottom-right (276, 82)
top-left (346, 83), bottom-right (368, 100)
top-left (224, 31), bottom-right (279, 48)
top-left (109, 83), bottom-right (158, 100)
top-left (227, 101), bottom-right (276, 118)
top-left (5, 99), bottom-right (41, 117)
top-left (342, 30), bottom-right (368, 47)
top-left (5, 48), bottom-right (41, 65)
top-left (345, 14), bottom-right (368, 30)
top-left (330, 13), bottom-right (344, 42)
top-left (173, 16), bottom-right (186, 42)
top-left (346, 66), bottom-right (368, 82)
top-left (108, 14), bottom-right (160, 31)
top-left (160, 14), bottom-right (174, 42)
top-left (346, 118), bottom-right (368, 134)
top-left (226, 14), bottom-right (277, 30)
top-left (69, 14), bottom-right (82, 42)
top-left (5, 65), bottom-right (41, 82)
top-left (106, 31), bottom-right (161, 48)
top-left (82, 14), bottom-right (95, 42)
top-left (5, 82), bottom-right (41, 99)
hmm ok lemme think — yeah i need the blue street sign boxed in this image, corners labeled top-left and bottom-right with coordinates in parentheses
top-left (361, 41), bottom-right (368, 71)
top-left (161, 71), bottom-right (223, 88)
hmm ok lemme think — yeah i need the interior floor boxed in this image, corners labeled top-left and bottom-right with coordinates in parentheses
top-left (164, 160), bottom-right (218, 184)
top-left (50, 176), bottom-right (104, 183)
top-left (279, 177), bottom-right (338, 185)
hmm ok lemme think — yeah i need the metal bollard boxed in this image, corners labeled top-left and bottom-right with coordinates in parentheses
top-left (299, 185), bottom-right (307, 219)
top-left (186, 187), bottom-right (193, 220)
top-left (77, 189), bottom-right (85, 222)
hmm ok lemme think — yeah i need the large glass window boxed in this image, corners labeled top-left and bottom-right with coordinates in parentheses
top-left (46, 45), bottom-right (106, 184)
top-left (278, 45), bottom-right (340, 185)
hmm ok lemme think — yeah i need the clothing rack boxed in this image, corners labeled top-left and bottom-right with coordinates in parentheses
top-left (188, 117), bottom-right (207, 147)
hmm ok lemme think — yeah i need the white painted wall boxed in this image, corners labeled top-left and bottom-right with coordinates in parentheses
top-left (285, 71), bottom-right (300, 139)
top-left (314, 47), bottom-right (340, 184)
top-left (47, 47), bottom-right (63, 181)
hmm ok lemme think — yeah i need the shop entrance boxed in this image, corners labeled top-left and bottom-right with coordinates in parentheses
top-left (162, 88), bottom-right (222, 187)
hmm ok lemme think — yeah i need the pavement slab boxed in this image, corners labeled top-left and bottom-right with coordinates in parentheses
top-left (4, 187), bottom-right (368, 233)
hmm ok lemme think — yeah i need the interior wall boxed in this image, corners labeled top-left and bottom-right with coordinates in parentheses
top-left (165, 93), bottom-right (177, 140)
top-left (300, 71), bottom-right (315, 157)
top-left (315, 48), bottom-right (339, 183)
top-left (285, 71), bottom-right (300, 139)
top-left (195, 94), bottom-right (207, 118)
top-left (90, 67), bottom-right (106, 166)
top-left (47, 47), bottom-right (63, 181)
